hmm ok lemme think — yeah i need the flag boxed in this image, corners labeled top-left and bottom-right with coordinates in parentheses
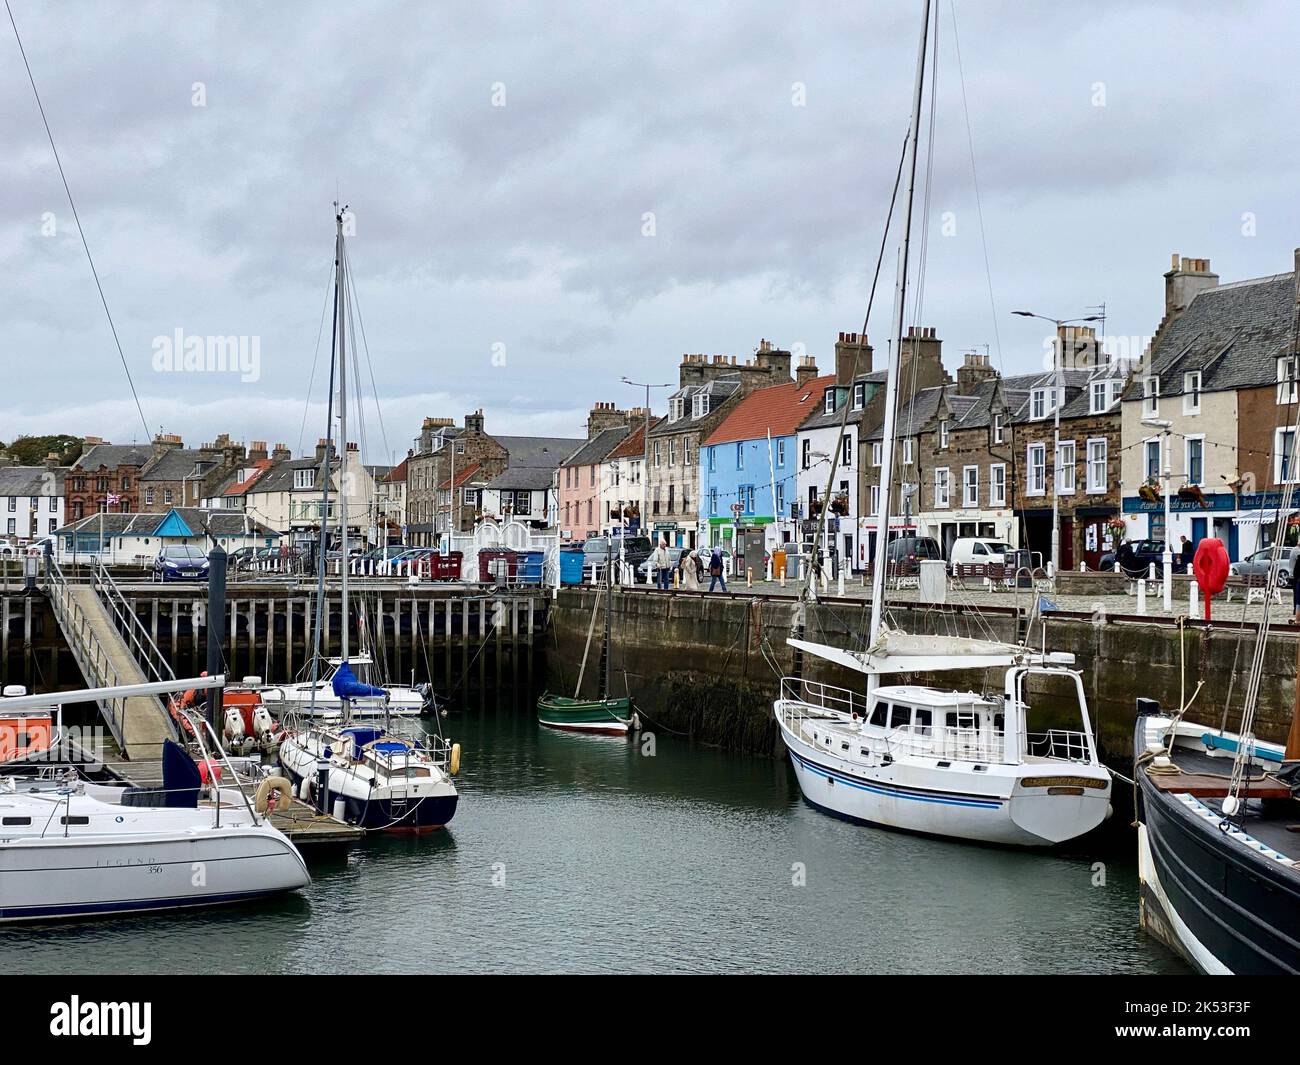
top-left (106, 492), bottom-right (121, 506)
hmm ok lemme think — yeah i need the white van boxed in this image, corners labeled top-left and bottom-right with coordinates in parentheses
top-left (949, 537), bottom-right (1015, 573)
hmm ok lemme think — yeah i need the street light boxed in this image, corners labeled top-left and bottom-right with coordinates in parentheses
top-left (622, 377), bottom-right (673, 544)
top-left (1142, 416), bottom-right (1174, 611)
top-left (1012, 310), bottom-right (1103, 576)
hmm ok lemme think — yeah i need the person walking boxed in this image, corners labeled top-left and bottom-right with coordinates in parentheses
top-left (1178, 535), bottom-right (1193, 573)
top-left (679, 548), bottom-right (700, 591)
top-left (649, 539), bottom-right (671, 590)
top-left (707, 546), bottom-right (727, 593)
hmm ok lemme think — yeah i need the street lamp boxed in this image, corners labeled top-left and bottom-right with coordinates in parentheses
top-left (622, 377), bottom-right (672, 543)
top-left (1012, 310), bottom-right (1103, 575)
top-left (1142, 416), bottom-right (1174, 611)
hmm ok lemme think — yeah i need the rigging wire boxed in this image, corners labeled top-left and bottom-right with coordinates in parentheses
top-left (6, 0), bottom-right (151, 442)
top-left (341, 241), bottom-right (394, 465)
top-left (297, 264), bottom-right (338, 455)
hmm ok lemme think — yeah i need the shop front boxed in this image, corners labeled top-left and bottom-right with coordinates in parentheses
top-left (1118, 490), bottom-right (1295, 563)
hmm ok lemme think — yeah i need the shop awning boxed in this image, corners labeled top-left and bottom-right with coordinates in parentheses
top-left (1233, 510), bottom-right (1297, 527)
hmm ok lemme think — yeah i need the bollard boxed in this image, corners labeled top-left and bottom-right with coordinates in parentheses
top-left (1189, 579), bottom-right (1199, 617)
top-left (766, 558), bottom-right (773, 582)
top-left (1137, 578), bottom-right (1147, 614)
top-left (779, 571), bottom-right (785, 588)
top-left (746, 567), bottom-right (753, 588)
top-left (1148, 562), bottom-right (1156, 581)
top-left (837, 570), bottom-right (845, 597)
top-left (1114, 562), bottom-right (1120, 574)
top-left (1080, 562), bottom-right (1086, 573)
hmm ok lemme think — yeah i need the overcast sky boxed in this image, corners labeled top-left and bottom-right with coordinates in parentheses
top-left (4, 0), bottom-right (1299, 465)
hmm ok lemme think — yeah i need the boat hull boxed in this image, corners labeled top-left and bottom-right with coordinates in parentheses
top-left (778, 704), bottom-right (1109, 846)
top-left (0, 827), bottom-right (309, 922)
top-left (1134, 720), bottom-right (1300, 974)
top-left (536, 694), bottom-right (631, 735)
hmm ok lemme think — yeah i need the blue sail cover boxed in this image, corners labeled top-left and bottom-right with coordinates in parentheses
top-left (331, 660), bottom-right (388, 700)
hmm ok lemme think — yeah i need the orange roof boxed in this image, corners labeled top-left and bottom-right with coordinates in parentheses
top-left (702, 374), bottom-right (836, 446)
top-left (438, 460), bottom-right (481, 491)
top-left (606, 424), bottom-right (646, 460)
top-left (224, 458), bottom-right (272, 496)
top-left (383, 456), bottom-right (409, 483)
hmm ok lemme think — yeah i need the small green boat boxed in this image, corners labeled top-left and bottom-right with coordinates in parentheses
top-left (540, 537), bottom-right (635, 735)
top-left (536, 693), bottom-right (632, 735)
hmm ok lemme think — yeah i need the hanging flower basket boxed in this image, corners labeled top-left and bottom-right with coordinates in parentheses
top-left (1177, 484), bottom-right (1206, 506)
top-left (1138, 482), bottom-right (1160, 504)
top-left (830, 493), bottom-right (850, 516)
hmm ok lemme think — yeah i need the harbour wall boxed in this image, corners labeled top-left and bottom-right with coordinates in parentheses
top-left (549, 587), bottom-right (1298, 763)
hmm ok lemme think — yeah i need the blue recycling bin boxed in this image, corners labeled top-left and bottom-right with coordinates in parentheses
top-left (517, 550), bottom-right (544, 585)
top-left (559, 549), bottom-right (585, 585)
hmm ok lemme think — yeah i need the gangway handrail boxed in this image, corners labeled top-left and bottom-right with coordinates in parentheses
top-left (92, 561), bottom-right (176, 684)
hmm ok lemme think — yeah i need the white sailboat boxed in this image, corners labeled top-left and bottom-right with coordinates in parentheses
top-left (276, 206), bottom-right (460, 833)
top-left (0, 676), bottom-right (309, 921)
top-left (259, 654), bottom-right (435, 719)
top-left (773, 0), bottom-right (1111, 847)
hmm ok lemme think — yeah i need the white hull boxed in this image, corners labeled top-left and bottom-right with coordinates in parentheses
top-left (0, 787), bottom-right (309, 921)
top-left (261, 684), bottom-right (425, 719)
top-left (776, 701), bottom-right (1110, 847)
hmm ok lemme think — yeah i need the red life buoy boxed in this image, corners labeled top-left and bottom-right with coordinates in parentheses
top-left (1193, 537), bottom-right (1230, 620)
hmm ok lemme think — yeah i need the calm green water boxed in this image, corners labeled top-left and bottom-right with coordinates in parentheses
top-left (0, 695), bottom-right (1187, 975)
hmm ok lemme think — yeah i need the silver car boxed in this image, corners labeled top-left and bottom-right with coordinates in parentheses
top-left (1231, 546), bottom-right (1298, 587)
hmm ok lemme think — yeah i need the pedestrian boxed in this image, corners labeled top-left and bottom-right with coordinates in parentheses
top-left (1179, 535), bottom-right (1193, 572)
top-left (679, 548), bottom-right (700, 591)
top-left (650, 539), bottom-right (671, 590)
top-left (708, 546), bottom-right (727, 593)
top-left (1292, 547), bottom-right (1300, 624)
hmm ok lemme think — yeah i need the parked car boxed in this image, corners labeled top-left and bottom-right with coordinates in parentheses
top-left (1231, 546), bottom-right (1298, 587)
top-left (0, 539), bottom-right (18, 558)
top-left (885, 536), bottom-right (943, 566)
top-left (948, 537), bottom-right (1014, 573)
top-left (153, 545), bottom-right (211, 583)
top-left (227, 545), bottom-right (258, 570)
top-left (1115, 539), bottom-right (1168, 578)
top-left (582, 535), bottom-right (653, 574)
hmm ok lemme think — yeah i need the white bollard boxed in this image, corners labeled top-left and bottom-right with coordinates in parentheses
top-left (1080, 562), bottom-right (1086, 573)
top-left (1137, 578), bottom-right (1147, 614)
top-left (1189, 579), bottom-right (1199, 616)
top-left (837, 570), bottom-right (845, 597)
top-left (1148, 561), bottom-right (1156, 581)
top-left (1113, 562), bottom-right (1120, 574)
top-left (766, 558), bottom-right (773, 582)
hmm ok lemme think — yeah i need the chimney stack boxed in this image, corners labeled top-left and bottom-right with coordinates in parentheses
top-left (956, 351), bottom-right (998, 395)
top-left (248, 440), bottom-right (268, 463)
top-left (464, 410), bottom-right (485, 434)
top-left (834, 331), bottom-right (872, 387)
top-left (754, 339), bottom-right (792, 380)
top-left (795, 355), bottom-right (819, 390)
top-left (271, 443), bottom-right (291, 462)
top-left (1164, 253), bottom-right (1219, 316)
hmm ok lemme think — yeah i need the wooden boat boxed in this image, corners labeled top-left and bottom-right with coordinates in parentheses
top-left (536, 693), bottom-right (631, 735)
top-left (539, 537), bottom-right (634, 735)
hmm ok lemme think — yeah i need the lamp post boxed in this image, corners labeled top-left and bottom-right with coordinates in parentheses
top-left (622, 377), bottom-right (672, 543)
top-left (1143, 416), bottom-right (1174, 611)
top-left (1012, 310), bottom-right (1103, 575)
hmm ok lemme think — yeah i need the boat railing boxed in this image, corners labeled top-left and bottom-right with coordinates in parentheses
top-left (881, 724), bottom-right (1013, 765)
top-left (1026, 728), bottom-right (1091, 763)
top-left (180, 708), bottom-right (263, 828)
top-left (778, 677), bottom-right (870, 721)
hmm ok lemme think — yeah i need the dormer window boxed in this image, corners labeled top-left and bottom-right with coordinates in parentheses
top-left (294, 468), bottom-right (315, 490)
top-left (852, 383), bottom-right (865, 410)
top-left (993, 412), bottom-right (1005, 444)
top-left (1278, 357), bottom-right (1299, 405)
top-left (1030, 388), bottom-right (1058, 420)
top-left (692, 394), bottom-right (711, 418)
top-left (824, 390), bottom-right (836, 415)
top-left (1090, 381), bottom-right (1109, 414)
top-left (938, 420), bottom-right (949, 449)
top-left (1142, 375), bottom-right (1160, 417)
top-left (668, 397), bottom-right (685, 422)
top-left (1183, 371), bottom-right (1202, 414)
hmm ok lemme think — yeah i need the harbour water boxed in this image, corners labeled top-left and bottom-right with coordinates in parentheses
top-left (0, 677), bottom-right (1188, 974)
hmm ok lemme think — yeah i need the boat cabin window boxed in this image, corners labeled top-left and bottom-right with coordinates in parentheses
top-left (889, 704), bottom-right (912, 730)
top-left (60, 816), bottom-right (90, 826)
top-left (2, 816), bottom-right (31, 826)
top-left (946, 710), bottom-right (980, 731)
top-left (869, 702), bottom-right (888, 727)
top-left (993, 713), bottom-right (1005, 735)
top-left (914, 708), bottom-right (933, 737)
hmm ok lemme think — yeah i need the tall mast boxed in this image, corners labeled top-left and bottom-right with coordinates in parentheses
top-left (335, 206), bottom-right (349, 663)
top-left (867, 0), bottom-right (931, 671)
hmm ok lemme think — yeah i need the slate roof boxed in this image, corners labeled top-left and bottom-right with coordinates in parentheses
top-left (703, 374), bottom-right (837, 445)
top-left (485, 465), bottom-right (558, 491)
top-left (561, 426), bottom-right (629, 468)
top-left (650, 377), bottom-right (741, 437)
top-left (494, 436), bottom-right (583, 468)
top-left (140, 448), bottom-right (217, 482)
top-left (245, 457), bottom-right (322, 495)
top-left (863, 384), bottom-right (975, 441)
top-left (73, 443), bottom-right (152, 470)
top-left (60, 507), bottom-right (279, 538)
top-left (0, 465), bottom-right (67, 496)
top-left (1006, 368), bottom-right (1096, 423)
top-left (1129, 271), bottom-right (1299, 400)
top-left (797, 370), bottom-right (887, 431)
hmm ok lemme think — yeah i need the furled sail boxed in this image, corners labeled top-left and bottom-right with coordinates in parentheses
top-left (331, 660), bottom-right (388, 700)
top-left (789, 627), bottom-right (1074, 675)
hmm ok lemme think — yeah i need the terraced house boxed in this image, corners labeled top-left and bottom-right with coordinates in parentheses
top-left (0, 454), bottom-right (66, 540)
top-left (1120, 251), bottom-right (1300, 561)
top-left (648, 340), bottom-right (799, 549)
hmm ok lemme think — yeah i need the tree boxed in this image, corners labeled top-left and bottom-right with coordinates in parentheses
top-left (0, 434), bottom-right (84, 466)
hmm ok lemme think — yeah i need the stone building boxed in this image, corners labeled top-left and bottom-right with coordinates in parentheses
top-left (66, 438), bottom-right (152, 520)
top-left (138, 433), bottom-right (249, 513)
top-left (648, 340), bottom-right (800, 549)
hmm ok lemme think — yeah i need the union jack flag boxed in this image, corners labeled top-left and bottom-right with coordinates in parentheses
top-left (106, 492), bottom-right (121, 506)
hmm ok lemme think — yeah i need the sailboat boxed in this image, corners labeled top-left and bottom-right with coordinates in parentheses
top-left (276, 206), bottom-right (460, 833)
top-left (259, 654), bottom-right (436, 719)
top-left (772, 0), bottom-right (1111, 847)
top-left (537, 539), bottom-right (632, 734)
top-left (0, 676), bottom-right (309, 921)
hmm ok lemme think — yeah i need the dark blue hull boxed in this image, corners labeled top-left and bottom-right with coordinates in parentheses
top-left (279, 762), bottom-right (458, 833)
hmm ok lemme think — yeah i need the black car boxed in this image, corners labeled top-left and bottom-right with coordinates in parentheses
top-left (1115, 539), bottom-right (1169, 577)
top-left (885, 536), bottom-right (943, 565)
top-left (153, 545), bottom-right (211, 583)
